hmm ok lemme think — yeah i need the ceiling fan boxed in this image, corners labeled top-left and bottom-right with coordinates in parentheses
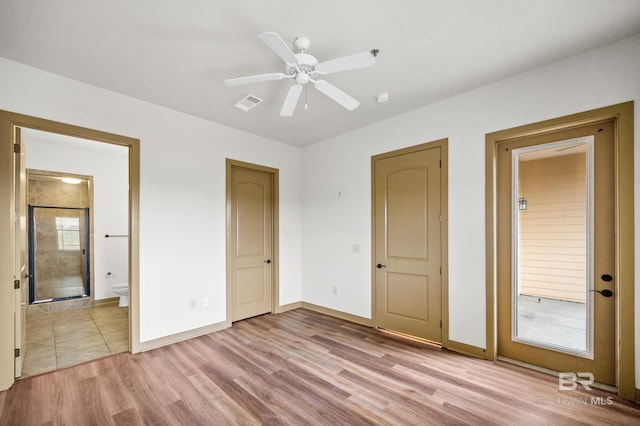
top-left (224, 32), bottom-right (377, 116)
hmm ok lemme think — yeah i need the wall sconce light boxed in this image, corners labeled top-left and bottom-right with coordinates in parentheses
top-left (518, 198), bottom-right (528, 211)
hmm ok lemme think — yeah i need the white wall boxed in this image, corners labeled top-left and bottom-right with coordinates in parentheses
top-left (301, 35), bottom-right (640, 379)
top-left (0, 57), bottom-right (302, 342)
top-left (1, 34), bottom-right (638, 383)
top-left (24, 136), bottom-right (129, 300)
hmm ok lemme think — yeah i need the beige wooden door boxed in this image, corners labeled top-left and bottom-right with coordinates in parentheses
top-left (13, 127), bottom-right (27, 377)
top-left (229, 165), bottom-right (273, 322)
top-left (497, 121), bottom-right (615, 385)
top-left (373, 146), bottom-right (442, 342)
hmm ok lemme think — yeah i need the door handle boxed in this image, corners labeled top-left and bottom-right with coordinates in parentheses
top-left (590, 289), bottom-right (613, 297)
top-left (376, 263), bottom-right (386, 269)
top-left (264, 259), bottom-right (271, 264)
top-left (601, 274), bottom-right (613, 282)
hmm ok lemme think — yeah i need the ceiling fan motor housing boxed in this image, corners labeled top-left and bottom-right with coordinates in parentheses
top-left (287, 53), bottom-right (319, 84)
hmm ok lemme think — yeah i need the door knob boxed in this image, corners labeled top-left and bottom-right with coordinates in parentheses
top-left (264, 259), bottom-right (271, 264)
top-left (376, 263), bottom-right (386, 269)
top-left (601, 274), bottom-right (613, 282)
top-left (590, 289), bottom-right (613, 297)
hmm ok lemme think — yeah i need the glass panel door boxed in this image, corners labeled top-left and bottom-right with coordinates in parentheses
top-left (28, 206), bottom-right (90, 303)
top-left (512, 136), bottom-right (593, 357)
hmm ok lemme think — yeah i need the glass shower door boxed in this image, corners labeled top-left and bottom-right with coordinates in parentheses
top-left (28, 206), bottom-right (90, 303)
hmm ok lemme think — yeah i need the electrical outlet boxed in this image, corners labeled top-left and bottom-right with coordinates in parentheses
top-left (332, 286), bottom-right (338, 295)
top-left (202, 297), bottom-right (208, 307)
top-left (188, 299), bottom-right (196, 309)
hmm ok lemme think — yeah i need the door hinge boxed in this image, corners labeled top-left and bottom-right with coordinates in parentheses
top-left (13, 143), bottom-right (20, 153)
top-left (439, 320), bottom-right (442, 329)
top-left (15, 348), bottom-right (20, 358)
top-left (439, 266), bottom-right (442, 275)
top-left (14, 279), bottom-right (20, 289)
top-left (439, 159), bottom-right (441, 168)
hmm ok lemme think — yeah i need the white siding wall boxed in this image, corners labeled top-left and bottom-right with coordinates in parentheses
top-left (519, 154), bottom-right (587, 303)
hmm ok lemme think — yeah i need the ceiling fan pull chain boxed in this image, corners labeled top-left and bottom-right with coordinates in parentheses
top-left (305, 84), bottom-right (308, 110)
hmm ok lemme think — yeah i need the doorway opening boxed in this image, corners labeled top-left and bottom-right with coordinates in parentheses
top-left (513, 137), bottom-right (594, 356)
top-left (0, 109), bottom-right (141, 390)
top-left (26, 169), bottom-right (93, 306)
top-left (226, 159), bottom-right (280, 324)
top-left (29, 205), bottom-right (91, 303)
top-left (484, 102), bottom-right (635, 400)
top-left (19, 128), bottom-right (130, 377)
top-left (371, 139), bottom-right (449, 346)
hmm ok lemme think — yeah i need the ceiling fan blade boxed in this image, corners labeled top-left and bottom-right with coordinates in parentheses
top-left (313, 80), bottom-right (360, 111)
top-left (258, 32), bottom-right (298, 65)
top-left (317, 51), bottom-right (375, 75)
top-left (224, 72), bottom-right (287, 87)
top-left (280, 84), bottom-right (303, 116)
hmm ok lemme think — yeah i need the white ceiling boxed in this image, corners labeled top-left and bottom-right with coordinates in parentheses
top-left (1, 1), bottom-right (639, 147)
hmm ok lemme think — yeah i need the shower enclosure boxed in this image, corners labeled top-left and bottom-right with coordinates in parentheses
top-left (26, 170), bottom-right (92, 306)
top-left (28, 206), bottom-right (90, 303)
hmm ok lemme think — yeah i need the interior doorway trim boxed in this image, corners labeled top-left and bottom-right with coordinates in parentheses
top-left (370, 139), bottom-right (450, 347)
top-left (225, 159), bottom-right (280, 323)
top-left (0, 110), bottom-right (141, 391)
top-left (484, 102), bottom-right (635, 400)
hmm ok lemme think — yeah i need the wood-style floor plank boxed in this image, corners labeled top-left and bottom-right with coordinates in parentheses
top-left (1, 308), bottom-right (639, 425)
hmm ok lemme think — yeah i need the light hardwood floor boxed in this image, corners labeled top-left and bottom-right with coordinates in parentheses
top-left (1, 308), bottom-right (638, 425)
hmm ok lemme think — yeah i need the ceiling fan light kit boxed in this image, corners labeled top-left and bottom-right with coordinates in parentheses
top-left (225, 32), bottom-right (377, 117)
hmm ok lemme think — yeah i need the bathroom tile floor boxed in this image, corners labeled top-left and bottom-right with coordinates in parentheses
top-left (21, 301), bottom-right (128, 378)
top-left (36, 275), bottom-right (86, 301)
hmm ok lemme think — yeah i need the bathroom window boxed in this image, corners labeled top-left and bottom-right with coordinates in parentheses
top-left (56, 217), bottom-right (81, 251)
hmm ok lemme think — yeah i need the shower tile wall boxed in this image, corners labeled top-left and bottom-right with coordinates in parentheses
top-left (29, 178), bottom-right (89, 207)
top-left (28, 175), bottom-right (89, 302)
top-left (33, 208), bottom-right (86, 299)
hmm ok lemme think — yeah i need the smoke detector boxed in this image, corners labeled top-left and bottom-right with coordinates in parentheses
top-left (376, 92), bottom-right (389, 103)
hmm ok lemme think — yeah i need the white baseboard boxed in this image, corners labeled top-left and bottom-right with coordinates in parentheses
top-left (137, 320), bottom-right (231, 352)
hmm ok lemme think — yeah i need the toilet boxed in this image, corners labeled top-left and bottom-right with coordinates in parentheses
top-left (112, 283), bottom-right (129, 307)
